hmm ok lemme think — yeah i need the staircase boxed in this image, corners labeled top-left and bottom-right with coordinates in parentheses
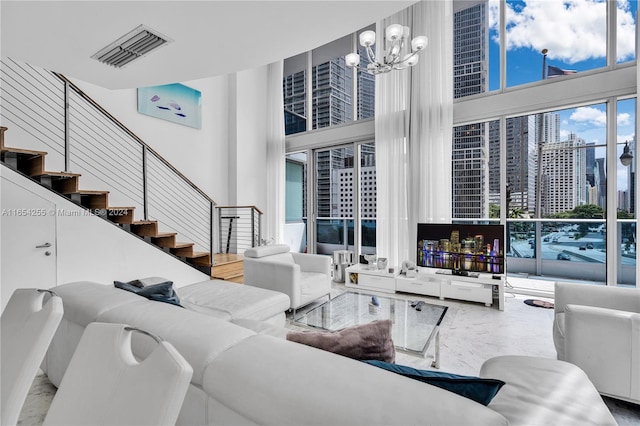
top-left (0, 126), bottom-right (212, 275)
top-left (211, 253), bottom-right (245, 283)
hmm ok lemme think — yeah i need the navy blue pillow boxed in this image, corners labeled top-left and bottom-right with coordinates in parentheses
top-left (363, 360), bottom-right (505, 406)
top-left (114, 280), bottom-right (183, 307)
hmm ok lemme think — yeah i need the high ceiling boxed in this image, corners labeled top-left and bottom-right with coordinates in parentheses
top-left (1, 1), bottom-right (416, 89)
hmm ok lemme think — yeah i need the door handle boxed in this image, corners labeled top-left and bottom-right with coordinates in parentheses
top-left (36, 242), bottom-right (51, 248)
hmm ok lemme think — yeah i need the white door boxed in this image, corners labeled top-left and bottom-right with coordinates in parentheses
top-left (1, 176), bottom-right (57, 312)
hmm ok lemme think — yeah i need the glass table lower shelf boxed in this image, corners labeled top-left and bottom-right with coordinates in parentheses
top-left (293, 291), bottom-right (448, 367)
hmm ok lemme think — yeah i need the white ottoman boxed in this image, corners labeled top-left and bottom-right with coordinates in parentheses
top-left (178, 280), bottom-right (290, 327)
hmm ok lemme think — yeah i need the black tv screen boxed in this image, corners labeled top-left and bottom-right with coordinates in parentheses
top-left (417, 224), bottom-right (505, 274)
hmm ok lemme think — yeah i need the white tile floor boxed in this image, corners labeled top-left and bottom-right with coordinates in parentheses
top-left (18, 281), bottom-right (640, 425)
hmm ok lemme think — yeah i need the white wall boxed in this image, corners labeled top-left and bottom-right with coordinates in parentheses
top-left (1, 165), bottom-right (209, 296)
top-left (72, 66), bottom-right (273, 219)
top-left (227, 66), bottom-right (269, 212)
top-left (71, 75), bottom-right (230, 205)
top-left (59, 65), bottom-right (272, 257)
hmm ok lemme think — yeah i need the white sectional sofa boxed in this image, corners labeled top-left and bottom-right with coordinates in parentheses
top-left (43, 281), bottom-right (617, 426)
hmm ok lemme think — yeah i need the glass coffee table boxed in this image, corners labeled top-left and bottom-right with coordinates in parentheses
top-left (293, 291), bottom-right (448, 367)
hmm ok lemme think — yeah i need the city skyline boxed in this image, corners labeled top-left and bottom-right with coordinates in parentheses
top-left (285, 0), bottom-right (637, 220)
top-left (486, 0), bottom-right (637, 196)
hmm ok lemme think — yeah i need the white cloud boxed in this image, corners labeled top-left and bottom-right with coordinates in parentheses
top-left (570, 106), bottom-right (606, 126)
top-left (569, 108), bottom-right (632, 128)
top-left (618, 132), bottom-right (635, 144)
top-left (489, 0), bottom-right (636, 63)
top-left (617, 113), bottom-right (631, 126)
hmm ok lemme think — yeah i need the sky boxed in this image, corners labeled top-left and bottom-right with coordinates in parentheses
top-left (484, 0), bottom-right (637, 193)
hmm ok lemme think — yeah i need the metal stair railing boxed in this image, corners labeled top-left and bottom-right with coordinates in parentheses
top-left (0, 57), bottom-right (215, 258)
top-left (216, 206), bottom-right (262, 254)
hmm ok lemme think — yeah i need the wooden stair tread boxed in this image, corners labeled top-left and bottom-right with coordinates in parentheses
top-left (33, 171), bottom-right (81, 177)
top-left (211, 270), bottom-right (244, 280)
top-left (212, 254), bottom-right (244, 266)
top-left (211, 254), bottom-right (244, 281)
top-left (188, 251), bottom-right (210, 258)
top-left (187, 252), bottom-right (212, 267)
top-left (1, 146), bottom-right (48, 156)
top-left (153, 232), bottom-right (177, 238)
top-left (107, 206), bottom-right (135, 210)
top-left (173, 242), bottom-right (194, 249)
top-left (67, 190), bottom-right (110, 195)
top-left (132, 220), bottom-right (157, 225)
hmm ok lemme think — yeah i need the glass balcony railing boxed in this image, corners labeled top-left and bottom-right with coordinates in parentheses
top-left (315, 217), bottom-right (376, 256)
top-left (505, 219), bottom-right (636, 287)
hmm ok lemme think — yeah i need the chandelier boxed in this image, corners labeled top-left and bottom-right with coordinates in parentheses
top-left (345, 24), bottom-right (427, 75)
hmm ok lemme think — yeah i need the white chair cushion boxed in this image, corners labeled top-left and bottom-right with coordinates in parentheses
top-left (179, 280), bottom-right (290, 322)
top-left (244, 244), bottom-right (291, 258)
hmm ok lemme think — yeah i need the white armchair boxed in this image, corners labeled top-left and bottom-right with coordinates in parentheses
top-left (553, 281), bottom-right (640, 404)
top-left (243, 244), bottom-right (331, 316)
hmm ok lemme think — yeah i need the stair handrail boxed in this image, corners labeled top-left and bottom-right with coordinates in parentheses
top-left (53, 73), bottom-right (216, 206)
top-left (215, 205), bottom-right (263, 214)
top-left (216, 205), bottom-right (262, 253)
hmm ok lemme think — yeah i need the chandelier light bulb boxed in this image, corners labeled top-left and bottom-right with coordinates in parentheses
top-left (345, 52), bottom-right (361, 67)
top-left (405, 54), bottom-right (419, 67)
top-left (411, 35), bottom-right (428, 52)
top-left (402, 26), bottom-right (411, 39)
top-left (359, 30), bottom-right (376, 47)
top-left (385, 24), bottom-right (403, 42)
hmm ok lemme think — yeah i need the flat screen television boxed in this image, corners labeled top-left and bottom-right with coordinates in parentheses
top-left (417, 223), bottom-right (505, 274)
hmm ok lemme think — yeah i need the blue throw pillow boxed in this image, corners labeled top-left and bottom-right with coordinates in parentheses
top-left (114, 280), bottom-right (183, 307)
top-left (363, 360), bottom-right (505, 406)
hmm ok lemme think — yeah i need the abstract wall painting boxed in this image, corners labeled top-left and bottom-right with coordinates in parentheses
top-left (137, 83), bottom-right (201, 129)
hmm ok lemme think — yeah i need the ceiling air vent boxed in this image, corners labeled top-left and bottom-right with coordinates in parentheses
top-left (91, 25), bottom-right (172, 68)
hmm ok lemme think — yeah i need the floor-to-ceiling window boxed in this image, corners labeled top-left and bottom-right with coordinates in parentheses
top-left (284, 25), bottom-right (377, 260)
top-left (285, 152), bottom-right (308, 252)
top-left (453, 0), bottom-right (637, 289)
top-left (284, 1), bottom-right (637, 290)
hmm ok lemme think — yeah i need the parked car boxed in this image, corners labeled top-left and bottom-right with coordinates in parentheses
top-left (543, 237), bottom-right (550, 242)
top-left (557, 253), bottom-right (571, 261)
top-left (552, 238), bottom-right (559, 243)
top-left (579, 246), bottom-right (586, 250)
top-left (586, 243), bottom-right (594, 249)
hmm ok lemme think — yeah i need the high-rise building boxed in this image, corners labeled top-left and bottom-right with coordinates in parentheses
top-left (283, 69), bottom-right (307, 135)
top-left (452, 2), bottom-right (489, 218)
top-left (453, 3), bottom-right (487, 99)
top-left (540, 134), bottom-right (586, 216)
top-left (357, 47), bottom-right (375, 120)
top-left (333, 150), bottom-right (377, 219)
top-left (312, 58), bottom-right (353, 128)
top-left (585, 142), bottom-right (596, 187)
top-left (594, 157), bottom-right (607, 210)
top-left (453, 122), bottom-right (489, 218)
top-left (535, 112), bottom-right (561, 144)
top-left (623, 138), bottom-right (636, 214)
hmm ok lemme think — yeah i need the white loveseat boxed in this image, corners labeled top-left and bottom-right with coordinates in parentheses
top-left (42, 281), bottom-right (617, 425)
top-left (553, 281), bottom-right (640, 404)
top-left (243, 244), bottom-right (332, 315)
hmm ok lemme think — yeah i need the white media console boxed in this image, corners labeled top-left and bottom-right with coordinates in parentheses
top-left (345, 264), bottom-right (505, 310)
